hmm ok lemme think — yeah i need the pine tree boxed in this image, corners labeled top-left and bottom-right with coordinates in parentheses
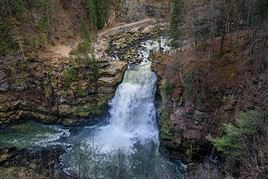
top-left (170, 0), bottom-right (182, 48)
top-left (85, 0), bottom-right (97, 29)
top-left (256, 0), bottom-right (268, 22)
top-left (94, 0), bottom-right (108, 29)
top-left (85, 0), bottom-right (107, 30)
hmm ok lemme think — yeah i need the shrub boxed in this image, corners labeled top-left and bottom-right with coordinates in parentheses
top-left (213, 110), bottom-right (268, 177)
top-left (88, 55), bottom-right (99, 80)
top-left (164, 82), bottom-right (175, 96)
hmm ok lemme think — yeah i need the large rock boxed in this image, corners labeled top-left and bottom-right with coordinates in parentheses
top-left (107, 25), bottom-right (160, 63)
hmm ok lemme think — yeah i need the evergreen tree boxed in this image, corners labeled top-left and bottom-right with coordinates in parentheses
top-left (94, 0), bottom-right (108, 29)
top-left (256, 0), bottom-right (268, 22)
top-left (170, 0), bottom-right (182, 48)
top-left (85, 0), bottom-right (108, 30)
top-left (85, 0), bottom-right (97, 29)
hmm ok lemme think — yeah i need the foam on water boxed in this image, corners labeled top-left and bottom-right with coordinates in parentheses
top-left (0, 122), bottom-right (70, 148)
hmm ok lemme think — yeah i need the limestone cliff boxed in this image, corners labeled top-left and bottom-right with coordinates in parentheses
top-left (152, 31), bottom-right (268, 162)
top-left (0, 55), bottom-right (127, 126)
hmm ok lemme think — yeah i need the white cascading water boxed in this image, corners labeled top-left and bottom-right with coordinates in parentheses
top-left (91, 62), bottom-right (158, 153)
top-left (82, 37), bottom-right (171, 153)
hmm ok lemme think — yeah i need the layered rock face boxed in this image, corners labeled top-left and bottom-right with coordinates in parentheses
top-left (108, 0), bottom-right (171, 23)
top-left (0, 56), bottom-right (127, 126)
top-left (152, 32), bottom-right (268, 162)
top-left (107, 24), bottom-right (160, 63)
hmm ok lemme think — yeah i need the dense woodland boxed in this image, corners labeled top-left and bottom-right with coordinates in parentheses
top-left (170, 0), bottom-right (267, 54)
top-left (0, 0), bottom-right (108, 56)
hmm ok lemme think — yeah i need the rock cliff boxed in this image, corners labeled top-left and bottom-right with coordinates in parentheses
top-left (152, 31), bottom-right (268, 162)
top-left (0, 55), bottom-right (127, 126)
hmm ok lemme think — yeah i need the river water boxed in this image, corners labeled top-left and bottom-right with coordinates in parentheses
top-left (0, 37), bottom-right (183, 178)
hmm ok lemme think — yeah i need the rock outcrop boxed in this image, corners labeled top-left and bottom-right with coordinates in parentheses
top-left (0, 55), bottom-right (127, 126)
top-left (106, 25), bottom-right (160, 63)
top-left (0, 0), bottom-right (173, 127)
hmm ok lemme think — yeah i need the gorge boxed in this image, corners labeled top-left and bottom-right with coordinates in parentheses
top-left (1, 36), bottom-right (184, 178)
top-left (0, 0), bottom-right (267, 178)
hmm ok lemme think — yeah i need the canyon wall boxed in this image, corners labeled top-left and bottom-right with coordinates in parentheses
top-left (152, 32), bottom-right (268, 162)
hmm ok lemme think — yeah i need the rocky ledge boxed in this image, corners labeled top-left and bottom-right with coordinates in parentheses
top-left (0, 54), bottom-right (127, 126)
top-left (106, 25), bottom-right (161, 63)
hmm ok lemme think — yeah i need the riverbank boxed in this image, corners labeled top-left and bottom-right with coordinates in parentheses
top-left (0, 145), bottom-right (73, 179)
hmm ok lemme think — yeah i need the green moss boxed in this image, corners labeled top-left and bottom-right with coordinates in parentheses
top-left (18, 58), bottom-right (28, 72)
top-left (73, 103), bottom-right (103, 117)
top-left (170, 0), bottom-right (183, 48)
top-left (38, 16), bottom-right (47, 33)
top-left (74, 41), bottom-right (91, 55)
top-left (183, 71), bottom-right (195, 98)
top-left (159, 111), bottom-right (173, 139)
top-left (62, 67), bottom-right (79, 89)
top-left (164, 82), bottom-right (175, 96)
top-left (221, 52), bottom-right (233, 60)
top-left (75, 106), bottom-right (92, 117)
top-left (89, 55), bottom-right (99, 80)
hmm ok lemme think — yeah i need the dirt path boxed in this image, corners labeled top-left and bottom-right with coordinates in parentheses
top-left (50, 45), bottom-right (74, 57)
top-left (43, 18), bottom-right (157, 60)
top-left (41, 41), bottom-right (80, 60)
top-left (95, 18), bottom-right (157, 59)
top-left (97, 18), bottom-right (156, 39)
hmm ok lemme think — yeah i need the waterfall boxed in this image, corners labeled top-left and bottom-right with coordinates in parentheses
top-left (83, 37), bottom-right (171, 154)
top-left (91, 62), bottom-right (158, 153)
top-left (0, 36), bottom-right (182, 178)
